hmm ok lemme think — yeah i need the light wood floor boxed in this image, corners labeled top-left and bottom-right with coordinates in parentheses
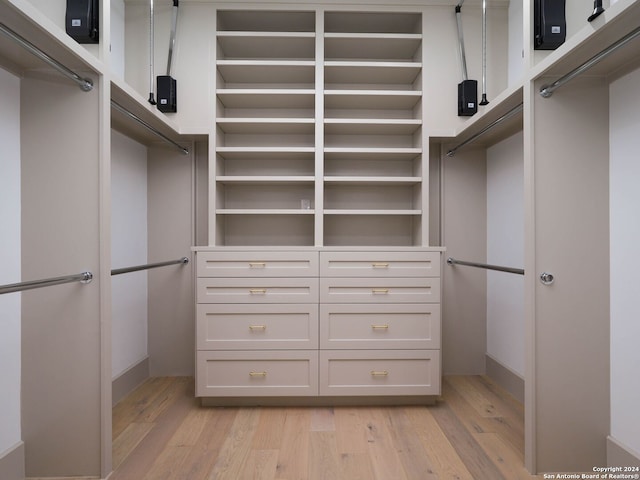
top-left (111, 375), bottom-right (543, 480)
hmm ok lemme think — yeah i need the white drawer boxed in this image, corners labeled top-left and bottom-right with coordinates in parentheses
top-left (197, 304), bottom-right (319, 350)
top-left (319, 350), bottom-right (440, 396)
top-left (320, 251), bottom-right (440, 278)
top-left (196, 350), bottom-right (319, 397)
top-left (197, 277), bottom-right (319, 303)
top-left (320, 303), bottom-right (440, 350)
top-left (320, 277), bottom-right (440, 304)
top-left (197, 251), bottom-right (318, 277)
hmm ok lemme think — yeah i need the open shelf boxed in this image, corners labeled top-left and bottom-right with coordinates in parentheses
top-left (324, 209), bottom-right (421, 215)
top-left (324, 176), bottom-right (421, 185)
top-left (217, 10), bottom-right (316, 33)
top-left (324, 11), bottom-right (422, 34)
top-left (324, 33), bottom-right (421, 61)
top-left (217, 89), bottom-right (315, 109)
top-left (324, 183), bottom-right (420, 210)
top-left (324, 90), bottom-right (422, 110)
top-left (217, 32), bottom-right (315, 60)
top-left (216, 213), bottom-right (315, 247)
top-left (325, 61), bottom-right (422, 87)
top-left (217, 147), bottom-right (315, 157)
top-left (217, 61), bottom-right (315, 86)
top-left (324, 214), bottom-right (421, 247)
top-left (324, 148), bottom-right (422, 160)
top-left (217, 118), bottom-right (315, 134)
top-left (217, 176), bottom-right (315, 185)
top-left (217, 154), bottom-right (314, 177)
top-left (324, 119), bottom-right (421, 135)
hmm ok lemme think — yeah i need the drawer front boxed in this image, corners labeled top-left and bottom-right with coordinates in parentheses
top-left (320, 304), bottom-right (440, 350)
top-left (320, 277), bottom-right (440, 304)
top-left (320, 251), bottom-right (440, 278)
top-left (319, 350), bottom-right (440, 396)
top-left (197, 251), bottom-right (318, 277)
top-left (197, 304), bottom-right (319, 350)
top-left (197, 277), bottom-right (319, 304)
top-left (196, 350), bottom-right (319, 397)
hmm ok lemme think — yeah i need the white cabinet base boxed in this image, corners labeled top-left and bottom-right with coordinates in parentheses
top-left (201, 395), bottom-right (437, 407)
top-left (194, 247), bottom-right (443, 404)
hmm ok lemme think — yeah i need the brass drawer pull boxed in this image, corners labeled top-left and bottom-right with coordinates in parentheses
top-left (371, 370), bottom-right (389, 376)
top-left (249, 288), bottom-right (267, 294)
top-left (249, 262), bottom-right (266, 268)
top-left (249, 325), bottom-right (267, 331)
top-left (372, 288), bottom-right (389, 294)
top-left (372, 263), bottom-right (389, 268)
top-left (249, 371), bottom-right (267, 377)
top-left (371, 324), bottom-right (389, 330)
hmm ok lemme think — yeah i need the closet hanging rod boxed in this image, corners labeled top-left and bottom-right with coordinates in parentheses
top-left (0, 271), bottom-right (93, 295)
top-left (540, 25), bottom-right (640, 98)
top-left (446, 103), bottom-right (523, 157)
top-left (447, 257), bottom-right (524, 275)
top-left (0, 22), bottom-right (93, 92)
top-left (111, 257), bottom-right (189, 276)
top-left (110, 100), bottom-right (189, 155)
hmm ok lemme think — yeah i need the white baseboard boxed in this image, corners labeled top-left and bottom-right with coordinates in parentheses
top-left (607, 436), bottom-right (640, 467)
top-left (485, 353), bottom-right (524, 403)
top-left (0, 441), bottom-right (25, 480)
top-left (112, 357), bottom-right (149, 406)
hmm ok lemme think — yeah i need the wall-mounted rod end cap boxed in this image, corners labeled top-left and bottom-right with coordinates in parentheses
top-left (539, 86), bottom-right (553, 98)
top-left (81, 272), bottom-right (93, 284)
top-left (148, 93), bottom-right (157, 105)
top-left (479, 94), bottom-right (489, 106)
top-left (80, 78), bottom-right (94, 92)
top-left (181, 257), bottom-right (190, 264)
top-left (446, 257), bottom-right (454, 265)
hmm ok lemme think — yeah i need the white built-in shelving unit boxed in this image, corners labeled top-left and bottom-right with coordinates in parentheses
top-left (212, 9), bottom-right (428, 247)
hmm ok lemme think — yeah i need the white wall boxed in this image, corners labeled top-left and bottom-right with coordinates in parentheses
top-left (609, 66), bottom-right (640, 457)
top-left (23, 0), bottom-right (65, 26)
top-left (486, 131), bottom-right (525, 376)
top-left (0, 68), bottom-right (22, 454)
top-left (508, 0), bottom-right (524, 87)
top-left (111, 0), bottom-right (126, 80)
top-left (111, 130), bottom-right (148, 379)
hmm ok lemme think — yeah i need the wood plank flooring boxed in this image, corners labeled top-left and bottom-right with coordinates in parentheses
top-left (111, 376), bottom-right (543, 480)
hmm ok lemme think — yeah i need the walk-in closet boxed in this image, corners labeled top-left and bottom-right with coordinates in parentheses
top-left (1, 0), bottom-right (639, 478)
